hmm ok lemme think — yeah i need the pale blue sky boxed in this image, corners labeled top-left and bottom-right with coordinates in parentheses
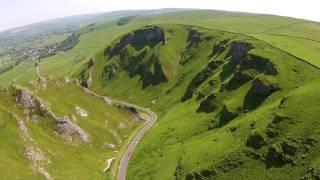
top-left (1, 0), bottom-right (319, 32)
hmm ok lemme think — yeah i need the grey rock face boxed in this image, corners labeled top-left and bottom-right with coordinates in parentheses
top-left (15, 88), bottom-right (33, 109)
top-left (241, 55), bottom-right (279, 75)
top-left (56, 116), bottom-right (90, 143)
top-left (12, 87), bottom-right (51, 120)
top-left (25, 147), bottom-right (46, 163)
top-left (11, 86), bottom-right (90, 145)
top-left (229, 41), bottom-right (252, 63)
top-left (103, 64), bottom-right (117, 79)
top-left (115, 34), bottom-right (133, 50)
top-left (187, 29), bottom-right (203, 48)
top-left (82, 58), bottom-right (95, 88)
top-left (220, 105), bottom-right (239, 125)
top-left (37, 77), bottom-right (47, 89)
top-left (133, 26), bottom-right (165, 43)
top-left (251, 78), bottom-right (279, 96)
top-left (25, 146), bottom-right (52, 180)
top-left (246, 132), bottom-right (267, 149)
top-left (234, 70), bottom-right (253, 82)
top-left (211, 39), bottom-right (229, 57)
top-left (265, 60), bottom-right (279, 75)
top-left (117, 104), bottom-right (145, 120)
top-left (113, 26), bottom-right (166, 51)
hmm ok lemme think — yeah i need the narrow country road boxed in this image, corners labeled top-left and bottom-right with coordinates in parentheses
top-left (79, 86), bottom-right (157, 180)
top-left (116, 100), bottom-right (157, 180)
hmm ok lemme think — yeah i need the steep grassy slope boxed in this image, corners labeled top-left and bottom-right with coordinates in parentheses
top-left (86, 25), bottom-right (320, 179)
top-left (110, 10), bottom-right (320, 68)
top-left (0, 9), bottom-right (320, 180)
top-left (0, 78), bottom-right (142, 179)
top-left (2, 10), bottom-right (319, 86)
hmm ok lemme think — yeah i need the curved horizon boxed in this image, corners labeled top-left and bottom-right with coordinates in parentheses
top-left (1, 0), bottom-right (319, 32)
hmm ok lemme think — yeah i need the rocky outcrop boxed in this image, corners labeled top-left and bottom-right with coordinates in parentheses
top-left (234, 70), bottom-right (253, 82)
top-left (182, 61), bottom-right (222, 101)
top-left (104, 143), bottom-right (116, 149)
top-left (186, 29), bottom-right (203, 48)
top-left (211, 39), bottom-right (229, 57)
top-left (102, 97), bottom-right (113, 105)
top-left (241, 54), bottom-right (279, 75)
top-left (75, 106), bottom-right (88, 117)
top-left (104, 26), bottom-right (168, 88)
top-left (84, 74), bottom-right (93, 89)
top-left (103, 158), bottom-right (116, 172)
top-left (264, 140), bottom-right (303, 167)
top-left (272, 114), bottom-right (292, 123)
top-left (251, 77), bottom-right (280, 96)
top-left (265, 114), bottom-right (292, 138)
top-left (116, 104), bottom-right (145, 120)
top-left (197, 94), bottom-right (217, 113)
top-left (265, 60), bottom-right (279, 75)
top-left (218, 41), bottom-right (279, 93)
top-left (11, 86), bottom-right (52, 121)
top-left (88, 58), bottom-right (95, 67)
top-left (13, 112), bottom-right (52, 179)
top-left (25, 147), bottom-right (47, 164)
top-left (278, 97), bottom-right (287, 108)
top-left (141, 59), bottom-right (168, 88)
top-left (265, 123), bottom-right (279, 138)
top-left (265, 145), bottom-right (287, 165)
top-left (228, 41), bottom-right (252, 63)
top-left (114, 34), bottom-right (132, 51)
top-left (13, 114), bottom-right (34, 142)
top-left (187, 30), bottom-right (202, 43)
top-left (133, 26), bottom-right (166, 44)
top-left (55, 116), bottom-right (90, 143)
top-left (37, 77), bottom-right (47, 89)
top-left (113, 46), bottom-right (167, 88)
top-left (25, 146), bottom-right (52, 180)
top-left (103, 64), bottom-right (117, 79)
top-left (38, 167), bottom-right (53, 180)
top-left (246, 132), bottom-right (267, 149)
top-left (281, 141), bottom-right (297, 156)
top-left (265, 143), bottom-right (295, 167)
top-left (81, 58), bottom-right (95, 88)
top-left (110, 26), bottom-right (166, 54)
top-left (243, 76), bottom-right (280, 110)
top-left (14, 87), bottom-right (34, 110)
top-left (219, 105), bottom-right (239, 126)
top-left (11, 86), bottom-right (90, 145)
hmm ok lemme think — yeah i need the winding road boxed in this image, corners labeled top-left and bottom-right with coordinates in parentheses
top-left (79, 86), bottom-right (157, 180)
top-left (115, 100), bottom-right (157, 180)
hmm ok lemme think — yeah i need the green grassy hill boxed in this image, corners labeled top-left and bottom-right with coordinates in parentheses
top-left (85, 24), bottom-right (320, 179)
top-left (0, 9), bottom-right (320, 179)
top-left (0, 78), bottom-right (142, 179)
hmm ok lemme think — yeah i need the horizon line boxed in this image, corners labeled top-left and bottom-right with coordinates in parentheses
top-left (1, 8), bottom-right (318, 33)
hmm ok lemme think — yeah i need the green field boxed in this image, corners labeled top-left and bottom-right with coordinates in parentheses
top-left (0, 9), bottom-right (320, 179)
